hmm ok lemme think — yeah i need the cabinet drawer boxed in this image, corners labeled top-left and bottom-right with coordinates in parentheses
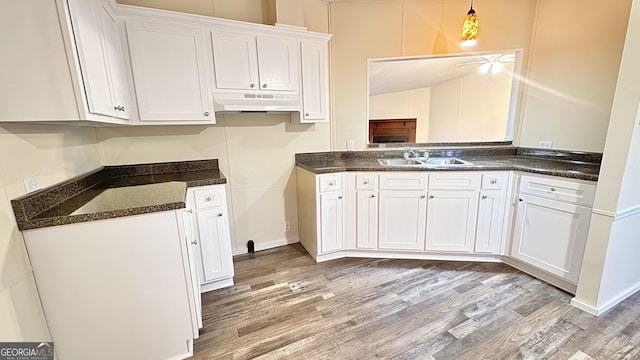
top-left (194, 187), bottom-right (225, 209)
top-left (355, 173), bottom-right (377, 190)
top-left (319, 174), bottom-right (342, 192)
top-left (379, 173), bottom-right (428, 190)
top-left (429, 173), bottom-right (480, 190)
top-left (519, 175), bottom-right (596, 206)
top-left (482, 172), bottom-right (509, 189)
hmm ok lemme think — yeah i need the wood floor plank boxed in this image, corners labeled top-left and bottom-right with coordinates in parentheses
top-left (190, 244), bottom-right (640, 360)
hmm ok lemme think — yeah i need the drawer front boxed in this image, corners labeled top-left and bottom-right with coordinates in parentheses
top-left (519, 175), bottom-right (596, 205)
top-left (194, 186), bottom-right (225, 209)
top-left (379, 173), bottom-right (428, 190)
top-left (355, 173), bottom-right (377, 190)
top-left (428, 173), bottom-right (481, 190)
top-left (482, 172), bottom-right (509, 190)
top-left (319, 174), bottom-right (342, 192)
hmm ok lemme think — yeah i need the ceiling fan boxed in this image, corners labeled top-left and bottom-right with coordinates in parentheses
top-left (457, 53), bottom-right (516, 83)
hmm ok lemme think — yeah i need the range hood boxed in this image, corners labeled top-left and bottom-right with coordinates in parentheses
top-left (213, 92), bottom-right (301, 113)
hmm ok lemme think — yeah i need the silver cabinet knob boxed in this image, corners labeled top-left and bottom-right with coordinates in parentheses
top-left (205, 196), bottom-right (212, 202)
top-left (186, 209), bottom-right (193, 214)
top-left (329, 181), bottom-right (335, 186)
top-left (519, 198), bottom-right (523, 202)
top-left (305, 112), bottom-right (310, 117)
top-left (363, 180), bottom-right (369, 185)
top-left (204, 112), bottom-right (210, 116)
top-left (370, 194), bottom-right (375, 198)
top-left (250, 83), bottom-right (256, 88)
top-left (338, 195), bottom-right (343, 199)
top-left (429, 195), bottom-right (435, 199)
top-left (420, 195), bottom-right (426, 199)
top-left (550, 188), bottom-right (556, 192)
top-left (217, 213), bottom-right (223, 217)
top-left (490, 179), bottom-right (497, 184)
top-left (114, 105), bottom-right (125, 111)
top-left (262, 84), bottom-right (267, 88)
top-left (481, 195), bottom-right (488, 200)
top-left (191, 239), bottom-right (198, 245)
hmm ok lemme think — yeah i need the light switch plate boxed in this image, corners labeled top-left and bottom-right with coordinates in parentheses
top-left (346, 139), bottom-right (355, 151)
top-left (538, 141), bottom-right (553, 149)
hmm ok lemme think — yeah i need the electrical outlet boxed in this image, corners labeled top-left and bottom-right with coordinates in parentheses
top-left (283, 221), bottom-right (291, 233)
top-left (538, 141), bottom-right (553, 149)
top-left (23, 176), bottom-right (41, 193)
top-left (346, 139), bottom-right (355, 151)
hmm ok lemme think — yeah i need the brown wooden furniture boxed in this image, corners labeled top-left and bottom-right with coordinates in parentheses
top-left (368, 118), bottom-right (417, 143)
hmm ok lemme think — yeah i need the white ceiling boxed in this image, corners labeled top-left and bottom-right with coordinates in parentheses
top-left (368, 52), bottom-right (517, 96)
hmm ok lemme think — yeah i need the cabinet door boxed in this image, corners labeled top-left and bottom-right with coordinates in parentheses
top-left (356, 190), bottom-right (378, 249)
top-left (67, 0), bottom-right (117, 118)
top-left (256, 36), bottom-right (299, 91)
top-left (379, 190), bottom-right (427, 250)
top-left (182, 209), bottom-right (202, 330)
top-left (195, 207), bottom-right (234, 283)
top-left (300, 41), bottom-right (328, 122)
top-left (511, 194), bottom-right (591, 283)
top-left (475, 189), bottom-right (506, 254)
top-left (97, 1), bottom-right (131, 120)
top-left (211, 31), bottom-right (259, 90)
top-left (425, 190), bottom-right (478, 252)
top-left (319, 191), bottom-right (344, 254)
top-left (127, 21), bottom-right (214, 121)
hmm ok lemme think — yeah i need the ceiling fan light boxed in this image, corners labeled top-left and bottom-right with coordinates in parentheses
top-left (479, 63), bottom-right (491, 74)
top-left (461, 3), bottom-right (478, 47)
top-left (492, 61), bottom-right (504, 74)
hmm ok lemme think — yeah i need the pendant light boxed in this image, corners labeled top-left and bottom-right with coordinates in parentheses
top-left (461, 0), bottom-right (478, 47)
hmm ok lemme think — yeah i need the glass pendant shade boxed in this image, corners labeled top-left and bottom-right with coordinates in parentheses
top-left (461, 4), bottom-right (478, 47)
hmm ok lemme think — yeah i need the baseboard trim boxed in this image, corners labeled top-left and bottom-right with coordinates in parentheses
top-left (502, 256), bottom-right (577, 294)
top-left (570, 298), bottom-right (599, 316)
top-left (232, 237), bottom-right (300, 256)
top-left (573, 281), bottom-right (640, 316)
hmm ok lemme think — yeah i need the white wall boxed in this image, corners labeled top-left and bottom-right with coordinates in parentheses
top-left (330, 0), bottom-right (538, 151)
top-left (369, 88), bottom-right (431, 142)
top-left (518, 0), bottom-right (632, 152)
top-left (0, 123), bottom-right (104, 341)
top-left (574, 0), bottom-right (640, 314)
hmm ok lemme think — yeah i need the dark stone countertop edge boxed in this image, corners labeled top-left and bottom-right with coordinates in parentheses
top-left (12, 159), bottom-right (226, 231)
top-left (295, 148), bottom-right (601, 182)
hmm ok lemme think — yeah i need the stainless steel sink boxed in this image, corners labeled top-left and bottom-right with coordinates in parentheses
top-left (377, 158), bottom-right (425, 166)
top-left (422, 157), bottom-right (473, 166)
top-left (377, 157), bottom-right (473, 167)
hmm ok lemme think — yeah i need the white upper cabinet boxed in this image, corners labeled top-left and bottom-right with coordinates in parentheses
top-left (298, 41), bottom-right (329, 122)
top-left (68, 0), bottom-right (131, 120)
top-left (126, 21), bottom-right (215, 123)
top-left (211, 31), bottom-right (299, 92)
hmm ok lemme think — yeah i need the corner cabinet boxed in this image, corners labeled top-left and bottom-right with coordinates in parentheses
top-left (185, 185), bottom-right (234, 293)
top-left (68, 0), bottom-right (132, 120)
top-left (508, 174), bottom-right (596, 288)
top-left (125, 21), bottom-right (215, 123)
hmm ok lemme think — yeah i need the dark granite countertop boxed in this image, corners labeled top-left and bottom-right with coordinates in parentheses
top-left (12, 159), bottom-right (226, 231)
top-left (295, 147), bottom-right (601, 181)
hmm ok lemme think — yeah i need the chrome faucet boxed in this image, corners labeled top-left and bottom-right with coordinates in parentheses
top-left (402, 145), bottom-right (429, 159)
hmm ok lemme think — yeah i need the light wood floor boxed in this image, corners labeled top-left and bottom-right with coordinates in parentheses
top-left (191, 244), bottom-right (640, 360)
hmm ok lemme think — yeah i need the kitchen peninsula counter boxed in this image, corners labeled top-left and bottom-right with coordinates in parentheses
top-left (12, 159), bottom-right (226, 230)
top-left (295, 147), bottom-right (601, 181)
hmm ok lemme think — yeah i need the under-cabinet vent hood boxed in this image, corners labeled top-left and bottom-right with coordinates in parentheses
top-left (213, 92), bottom-right (300, 113)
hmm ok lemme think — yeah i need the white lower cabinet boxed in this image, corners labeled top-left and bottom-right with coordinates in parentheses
top-left (511, 193), bottom-right (592, 284)
top-left (425, 190), bottom-right (478, 252)
top-left (378, 190), bottom-right (427, 250)
top-left (356, 189), bottom-right (378, 249)
top-left (475, 189), bottom-right (507, 254)
top-left (320, 191), bottom-right (345, 253)
top-left (185, 184), bottom-right (234, 293)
